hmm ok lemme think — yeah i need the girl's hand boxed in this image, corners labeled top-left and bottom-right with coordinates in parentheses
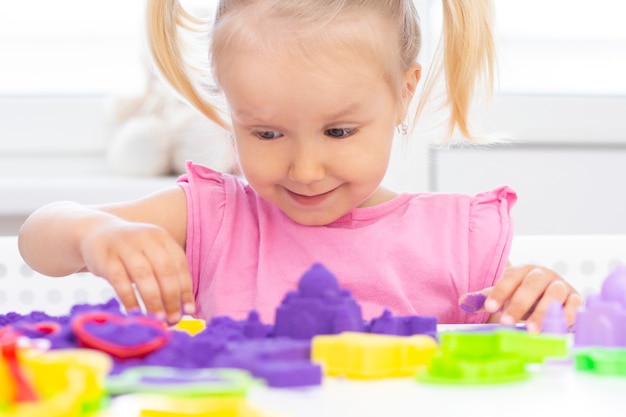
top-left (461, 264), bottom-right (583, 332)
top-left (80, 218), bottom-right (194, 324)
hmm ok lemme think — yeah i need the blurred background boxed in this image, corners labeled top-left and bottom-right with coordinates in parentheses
top-left (1, 0), bottom-right (625, 235)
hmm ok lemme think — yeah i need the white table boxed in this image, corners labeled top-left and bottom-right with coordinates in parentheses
top-left (106, 327), bottom-right (626, 417)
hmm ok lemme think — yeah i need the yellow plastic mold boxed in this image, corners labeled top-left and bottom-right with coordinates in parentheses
top-left (171, 317), bottom-right (207, 336)
top-left (311, 332), bottom-right (437, 379)
top-left (2, 347), bottom-right (112, 417)
top-left (106, 394), bottom-right (273, 417)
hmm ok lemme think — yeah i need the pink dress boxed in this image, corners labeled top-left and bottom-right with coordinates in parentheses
top-left (178, 162), bottom-right (516, 325)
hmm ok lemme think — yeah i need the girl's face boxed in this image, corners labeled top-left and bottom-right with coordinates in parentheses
top-left (219, 46), bottom-right (406, 226)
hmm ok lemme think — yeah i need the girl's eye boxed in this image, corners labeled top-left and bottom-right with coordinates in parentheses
top-left (325, 128), bottom-right (356, 138)
top-left (255, 131), bottom-right (282, 140)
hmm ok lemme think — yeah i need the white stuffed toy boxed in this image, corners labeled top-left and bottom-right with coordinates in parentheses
top-left (106, 68), bottom-right (236, 177)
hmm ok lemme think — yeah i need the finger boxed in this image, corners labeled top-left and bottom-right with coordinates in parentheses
top-left (499, 267), bottom-right (554, 325)
top-left (120, 251), bottom-right (167, 320)
top-left (523, 280), bottom-right (570, 333)
top-left (563, 292), bottom-right (584, 328)
top-left (484, 265), bottom-right (536, 313)
top-left (144, 241), bottom-right (188, 323)
top-left (102, 257), bottom-right (142, 313)
top-left (176, 254), bottom-right (195, 316)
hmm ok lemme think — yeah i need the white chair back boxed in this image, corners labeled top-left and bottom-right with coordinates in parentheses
top-left (509, 234), bottom-right (626, 298)
top-left (0, 235), bottom-right (116, 315)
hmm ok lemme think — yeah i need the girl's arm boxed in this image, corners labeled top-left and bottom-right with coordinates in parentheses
top-left (17, 186), bottom-right (193, 323)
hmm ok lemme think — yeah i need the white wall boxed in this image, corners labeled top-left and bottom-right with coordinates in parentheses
top-left (433, 145), bottom-right (626, 235)
top-left (431, 95), bottom-right (626, 235)
top-left (0, 96), bottom-right (176, 235)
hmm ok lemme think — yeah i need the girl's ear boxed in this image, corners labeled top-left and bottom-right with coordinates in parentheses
top-left (398, 64), bottom-right (422, 122)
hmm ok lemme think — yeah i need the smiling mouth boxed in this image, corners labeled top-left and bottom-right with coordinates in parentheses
top-left (288, 188), bottom-right (335, 207)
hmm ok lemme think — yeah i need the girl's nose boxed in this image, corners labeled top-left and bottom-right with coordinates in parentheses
top-left (288, 141), bottom-right (325, 184)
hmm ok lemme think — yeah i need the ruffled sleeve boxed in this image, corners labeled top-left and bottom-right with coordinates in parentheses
top-left (466, 186), bottom-right (517, 321)
top-left (176, 161), bottom-right (229, 295)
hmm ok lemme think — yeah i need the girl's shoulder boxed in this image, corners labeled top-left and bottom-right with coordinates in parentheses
top-left (177, 161), bottom-right (252, 196)
top-left (356, 185), bottom-right (517, 218)
top-left (177, 161), bottom-right (278, 226)
top-left (177, 161), bottom-right (239, 184)
top-left (402, 185), bottom-right (518, 229)
top-left (404, 185), bottom-right (517, 206)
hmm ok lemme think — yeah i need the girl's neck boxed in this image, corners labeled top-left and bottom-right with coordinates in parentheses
top-left (358, 187), bottom-right (398, 208)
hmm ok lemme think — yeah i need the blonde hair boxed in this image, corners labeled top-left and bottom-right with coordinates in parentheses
top-left (146, 0), bottom-right (495, 140)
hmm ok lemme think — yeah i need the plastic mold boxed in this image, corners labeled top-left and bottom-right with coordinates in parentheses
top-left (1, 368), bottom-right (90, 417)
top-left (171, 317), bottom-right (206, 336)
top-left (457, 329), bottom-right (568, 362)
top-left (25, 348), bottom-right (112, 413)
top-left (105, 366), bottom-right (256, 396)
top-left (416, 329), bottom-right (569, 384)
top-left (417, 352), bottom-right (529, 384)
top-left (0, 327), bottom-right (39, 403)
top-left (541, 301), bottom-right (569, 334)
top-left (273, 263), bottom-right (365, 340)
top-left (574, 265), bottom-right (626, 347)
top-left (311, 332), bottom-right (438, 379)
top-left (71, 311), bottom-right (170, 359)
top-left (2, 348), bottom-right (112, 417)
top-left (107, 394), bottom-right (268, 417)
top-left (417, 331), bottom-right (529, 384)
top-left (574, 348), bottom-right (626, 376)
top-left (13, 321), bottom-right (63, 339)
top-left (497, 330), bottom-right (568, 363)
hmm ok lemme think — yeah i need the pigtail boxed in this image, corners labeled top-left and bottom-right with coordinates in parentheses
top-left (418, 0), bottom-right (495, 141)
top-left (442, 0), bottom-right (495, 140)
top-left (146, 0), bottom-right (229, 129)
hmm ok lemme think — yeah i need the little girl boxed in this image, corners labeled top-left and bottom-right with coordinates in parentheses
top-left (18, 0), bottom-right (581, 332)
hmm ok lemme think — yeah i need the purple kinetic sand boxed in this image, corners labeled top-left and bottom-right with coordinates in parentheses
top-left (212, 338), bottom-right (311, 372)
top-left (460, 293), bottom-right (487, 313)
top-left (252, 360), bottom-right (322, 388)
top-left (227, 338), bottom-right (311, 361)
top-left (112, 327), bottom-right (232, 374)
top-left (84, 321), bottom-right (165, 346)
top-left (0, 298), bottom-right (124, 349)
top-left (212, 338), bottom-right (320, 387)
top-left (109, 313), bottom-right (270, 374)
top-left (204, 315), bottom-right (249, 340)
top-left (4, 261), bottom-right (420, 387)
top-left (241, 311), bottom-right (272, 338)
top-left (273, 263), bottom-right (364, 339)
top-left (368, 309), bottom-right (437, 338)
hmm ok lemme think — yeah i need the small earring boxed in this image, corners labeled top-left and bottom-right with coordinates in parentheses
top-left (396, 123), bottom-right (408, 136)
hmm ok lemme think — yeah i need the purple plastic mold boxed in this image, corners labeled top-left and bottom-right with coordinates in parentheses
top-left (541, 301), bottom-right (568, 334)
top-left (574, 265), bottom-right (626, 347)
